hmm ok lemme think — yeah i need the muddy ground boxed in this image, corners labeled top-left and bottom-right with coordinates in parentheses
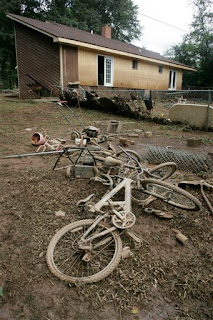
top-left (0, 97), bottom-right (213, 320)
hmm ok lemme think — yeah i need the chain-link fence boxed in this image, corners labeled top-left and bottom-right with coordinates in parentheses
top-left (79, 88), bottom-right (212, 105)
top-left (72, 87), bottom-right (212, 108)
top-left (150, 90), bottom-right (213, 129)
top-left (151, 90), bottom-right (212, 109)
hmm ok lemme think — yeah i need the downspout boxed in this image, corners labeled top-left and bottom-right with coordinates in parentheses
top-left (14, 23), bottom-right (20, 99)
top-left (59, 44), bottom-right (64, 89)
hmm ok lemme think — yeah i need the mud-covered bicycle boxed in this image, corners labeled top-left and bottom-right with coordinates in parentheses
top-left (55, 142), bottom-right (177, 188)
top-left (46, 174), bottom-right (201, 284)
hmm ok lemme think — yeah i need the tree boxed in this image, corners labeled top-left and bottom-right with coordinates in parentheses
top-left (0, 0), bottom-right (46, 89)
top-left (165, 0), bottom-right (213, 88)
top-left (1, 2), bottom-right (19, 89)
top-left (46, 0), bottom-right (142, 43)
top-left (44, 0), bottom-right (76, 24)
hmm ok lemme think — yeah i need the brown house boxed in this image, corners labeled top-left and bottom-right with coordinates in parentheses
top-left (8, 13), bottom-right (195, 99)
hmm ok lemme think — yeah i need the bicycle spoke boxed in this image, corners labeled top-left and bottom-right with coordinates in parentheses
top-left (48, 220), bottom-right (122, 282)
top-left (141, 179), bottom-right (201, 210)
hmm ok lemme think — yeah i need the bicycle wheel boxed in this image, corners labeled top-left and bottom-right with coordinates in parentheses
top-left (116, 149), bottom-right (142, 178)
top-left (93, 172), bottom-right (114, 188)
top-left (144, 162), bottom-right (177, 180)
top-left (140, 179), bottom-right (201, 211)
top-left (116, 149), bottom-right (141, 163)
top-left (131, 177), bottom-right (153, 203)
top-left (46, 219), bottom-right (122, 284)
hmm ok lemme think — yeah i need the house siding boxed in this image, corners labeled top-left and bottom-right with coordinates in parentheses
top-left (114, 58), bottom-right (183, 90)
top-left (15, 23), bottom-right (60, 99)
top-left (78, 48), bottom-right (97, 86)
top-left (77, 48), bottom-right (182, 90)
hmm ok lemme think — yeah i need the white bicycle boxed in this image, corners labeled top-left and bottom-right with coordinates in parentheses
top-left (46, 176), bottom-right (201, 284)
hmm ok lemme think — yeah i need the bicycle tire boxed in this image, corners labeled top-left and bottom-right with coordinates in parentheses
top-left (144, 162), bottom-right (177, 180)
top-left (46, 219), bottom-right (122, 284)
top-left (140, 179), bottom-right (201, 211)
top-left (130, 162), bottom-right (176, 203)
top-left (116, 149), bottom-right (142, 178)
top-left (116, 149), bottom-right (141, 163)
top-left (93, 172), bottom-right (114, 187)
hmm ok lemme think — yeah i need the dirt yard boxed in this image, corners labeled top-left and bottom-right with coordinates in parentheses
top-left (0, 96), bottom-right (213, 320)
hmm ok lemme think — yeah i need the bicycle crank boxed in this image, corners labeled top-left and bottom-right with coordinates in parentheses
top-left (112, 211), bottom-right (136, 229)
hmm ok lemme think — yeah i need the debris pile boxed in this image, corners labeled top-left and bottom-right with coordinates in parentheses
top-left (62, 88), bottom-right (149, 119)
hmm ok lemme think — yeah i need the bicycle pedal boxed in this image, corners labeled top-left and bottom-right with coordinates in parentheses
top-left (144, 208), bottom-right (173, 219)
top-left (122, 246), bottom-right (133, 259)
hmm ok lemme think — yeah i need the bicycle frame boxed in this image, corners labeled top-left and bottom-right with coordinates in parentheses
top-left (79, 178), bottom-right (133, 244)
top-left (78, 177), bottom-right (155, 246)
top-left (89, 177), bottom-right (132, 213)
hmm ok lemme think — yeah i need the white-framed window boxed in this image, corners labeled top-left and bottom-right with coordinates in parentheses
top-left (98, 55), bottom-right (113, 86)
top-left (169, 70), bottom-right (177, 89)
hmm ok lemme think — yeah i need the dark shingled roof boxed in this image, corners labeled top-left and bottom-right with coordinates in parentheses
top-left (8, 13), bottom-right (193, 69)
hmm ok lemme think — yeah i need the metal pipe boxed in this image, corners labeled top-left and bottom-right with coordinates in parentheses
top-left (2, 147), bottom-right (80, 159)
top-left (206, 90), bottom-right (211, 130)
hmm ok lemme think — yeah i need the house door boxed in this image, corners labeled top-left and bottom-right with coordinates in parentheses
top-left (98, 55), bottom-right (113, 86)
top-left (62, 45), bottom-right (78, 86)
top-left (169, 70), bottom-right (176, 89)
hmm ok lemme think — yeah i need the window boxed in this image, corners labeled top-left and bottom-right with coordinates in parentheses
top-left (159, 66), bottom-right (163, 74)
top-left (132, 60), bottom-right (138, 70)
top-left (98, 55), bottom-right (113, 86)
top-left (169, 70), bottom-right (176, 89)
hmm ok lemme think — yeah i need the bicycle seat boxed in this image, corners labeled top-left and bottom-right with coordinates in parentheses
top-left (104, 156), bottom-right (122, 167)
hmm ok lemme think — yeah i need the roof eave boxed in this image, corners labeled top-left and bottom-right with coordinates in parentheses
top-left (54, 37), bottom-right (196, 71)
top-left (7, 13), bottom-right (56, 40)
top-left (7, 14), bottom-right (196, 72)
